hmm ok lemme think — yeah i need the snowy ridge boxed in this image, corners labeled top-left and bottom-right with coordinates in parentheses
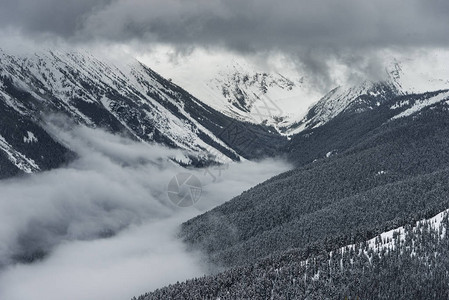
top-left (0, 135), bottom-right (40, 173)
top-left (0, 48), bottom-right (253, 173)
top-left (152, 58), bottom-right (321, 132)
top-left (205, 61), bottom-right (300, 121)
top-left (391, 90), bottom-right (449, 120)
top-left (387, 56), bottom-right (449, 95)
top-left (285, 58), bottom-right (449, 135)
top-left (143, 50), bottom-right (449, 138)
top-left (286, 80), bottom-right (401, 135)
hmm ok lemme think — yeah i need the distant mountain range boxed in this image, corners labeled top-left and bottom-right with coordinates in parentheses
top-left (0, 49), bottom-right (284, 178)
top-left (2, 49), bottom-right (449, 180)
top-left (139, 59), bottom-right (449, 298)
top-left (2, 48), bottom-right (449, 299)
top-left (181, 87), bottom-right (449, 266)
top-left (137, 87), bottom-right (449, 299)
top-left (154, 59), bottom-right (320, 132)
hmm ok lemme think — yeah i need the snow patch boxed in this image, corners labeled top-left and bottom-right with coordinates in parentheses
top-left (326, 150), bottom-right (336, 158)
top-left (23, 131), bottom-right (38, 143)
top-left (390, 100), bottom-right (410, 110)
top-left (392, 91), bottom-right (449, 120)
top-left (335, 208), bottom-right (449, 259)
top-left (0, 135), bottom-right (40, 173)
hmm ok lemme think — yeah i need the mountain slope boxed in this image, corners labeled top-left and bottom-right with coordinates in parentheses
top-left (284, 89), bottom-right (449, 166)
top-left (179, 89), bottom-right (449, 268)
top-left (139, 208), bottom-right (449, 300)
top-left (281, 57), bottom-right (449, 136)
top-left (149, 58), bottom-right (321, 132)
top-left (285, 80), bottom-right (401, 135)
top-left (200, 62), bottom-right (313, 128)
top-left (0, 49), bottom-right (286, 178)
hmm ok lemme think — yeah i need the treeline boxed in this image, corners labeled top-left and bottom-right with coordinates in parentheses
top-left (180, 98), bottom-right (449, 268)
top-left (135, 90), bottom-right (449, 299)
top-left (138, 211), bottom-right (449, 299)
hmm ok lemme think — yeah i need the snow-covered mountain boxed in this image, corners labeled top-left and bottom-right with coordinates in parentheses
top-left (285, 57), bottom-right (449, 135)
top-left (193, 61), bottom-right (316, 127)
top-left (138, 82), bottom-right (449, 298)
top-left (143, 55), bottom-right (322, 132)
top-left (286, 80), bottom-right (402, 135)
top-left (2, 48), bottom-right (448, 179)
top-left (0, 49), bottom-right (284, 178)
top-left (144, 51), bottom-right (449, 138)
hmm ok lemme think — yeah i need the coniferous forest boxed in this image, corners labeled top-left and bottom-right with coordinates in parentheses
top-left (136, 90), bottom-right (449, 299)
top-left (138, 211), bottom-right (449, 300)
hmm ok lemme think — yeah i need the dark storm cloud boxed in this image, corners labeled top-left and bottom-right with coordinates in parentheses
top-left (1, 0), bottom-right (448, 49)
top-left (1, 0), bottom-right (448, 90)
top-left (0, 0), bottom-right (112, 36)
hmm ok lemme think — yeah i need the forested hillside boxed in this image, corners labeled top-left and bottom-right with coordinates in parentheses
top-left (180, 89), bottom-right (449, 268)
top-left (138, 210), bottom-right (449, 299)
top-left (285, 89), bottom-right (449, 166)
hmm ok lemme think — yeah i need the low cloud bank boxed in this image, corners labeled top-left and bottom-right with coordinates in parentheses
top-left (0, 121), bottom-right (291, 300)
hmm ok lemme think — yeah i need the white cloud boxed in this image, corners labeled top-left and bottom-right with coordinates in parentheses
top-left (0, 119), bottom-right (291, 300)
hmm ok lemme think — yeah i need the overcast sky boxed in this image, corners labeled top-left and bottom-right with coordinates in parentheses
top-left (1, 0), bottom-right (448, 89)
top-left (1, 0), bottom-right (449, 49)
